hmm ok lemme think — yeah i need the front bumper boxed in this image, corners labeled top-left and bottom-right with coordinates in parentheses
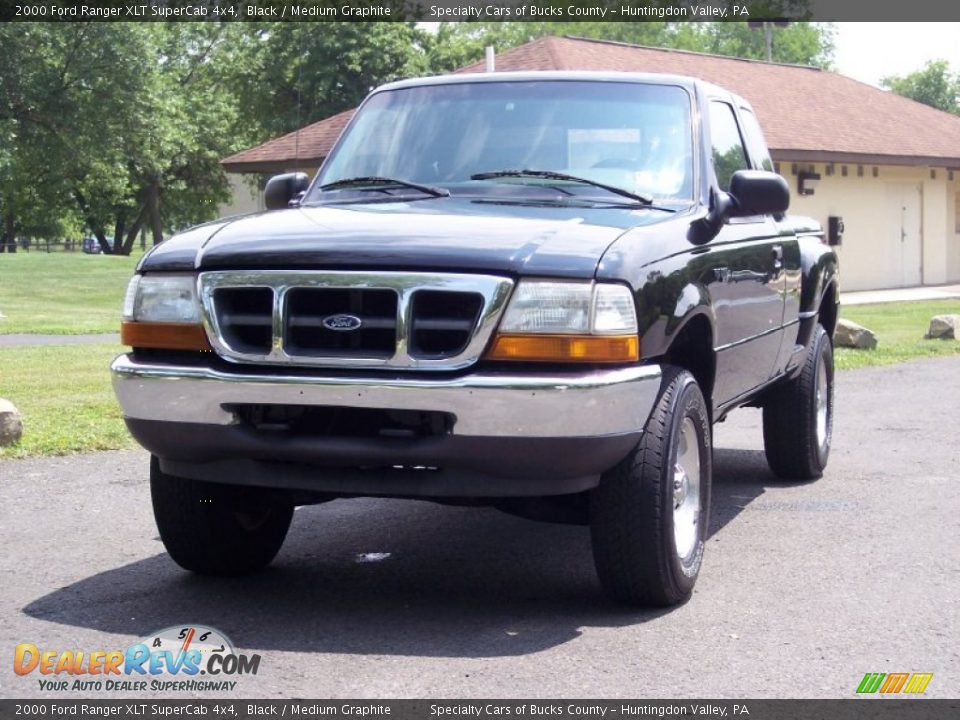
top-left (111, 356), bottom-right (662, 497)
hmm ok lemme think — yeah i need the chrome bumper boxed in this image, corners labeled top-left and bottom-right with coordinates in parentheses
top-left (111, 355), bottom-right (662, 439)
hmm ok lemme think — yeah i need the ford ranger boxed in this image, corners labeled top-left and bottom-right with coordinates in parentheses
top-left (112, 72), bottom-right (839, 606)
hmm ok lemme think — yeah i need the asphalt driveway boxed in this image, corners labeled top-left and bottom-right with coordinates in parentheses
top-left (1, 356), bottom-right (957, 699)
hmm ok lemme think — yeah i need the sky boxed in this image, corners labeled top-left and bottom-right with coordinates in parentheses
top-left (832, 23), bottom-right (960, 87)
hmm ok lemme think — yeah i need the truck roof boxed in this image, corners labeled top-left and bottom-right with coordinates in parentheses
top-left (374, 70), bottom-right (751, 110)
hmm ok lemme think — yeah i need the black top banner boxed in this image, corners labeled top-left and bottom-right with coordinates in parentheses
top-left (0, 700), bottom-right (958, 720)
top-left (3, 0), bottom-right (960, 23)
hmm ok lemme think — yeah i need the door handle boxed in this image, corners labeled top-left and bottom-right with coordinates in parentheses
top-left (772, 245), bottom-right (783, 271)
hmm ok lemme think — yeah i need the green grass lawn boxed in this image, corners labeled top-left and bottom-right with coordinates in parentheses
top-left (836, 299), bottom-right (960, 370)
top-left (0, 251), bottom-right (142, 334)
top-left (0, 343), bottom-right (132, 459)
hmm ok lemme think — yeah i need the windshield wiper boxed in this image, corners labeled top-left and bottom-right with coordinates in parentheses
top-left (319, 176), bottom-right (450, 198)
top-left (471, 169), bottom-right (652, 205)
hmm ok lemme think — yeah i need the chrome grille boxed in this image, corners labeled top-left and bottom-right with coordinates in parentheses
top-left (198, 271), bottom-right (514, 370)
top-left (409, 290), bottom-right (484, 359)
top-left (285, 288), bottom-right (398, 358)
top-left (212, 287), bottom-right (272, 354)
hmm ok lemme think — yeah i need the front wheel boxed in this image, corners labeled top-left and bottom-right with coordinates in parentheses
top-left (150, 457), bottom-right (294, 576)
top-left (762, 324), bottom-right (834, 480)
top-left (590, 367), bottom-right (712, 607)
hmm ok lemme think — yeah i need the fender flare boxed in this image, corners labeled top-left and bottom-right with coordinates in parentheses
top-left (639, 281), bottom-right (717, 363)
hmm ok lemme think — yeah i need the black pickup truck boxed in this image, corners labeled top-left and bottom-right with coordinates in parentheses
top-left (112, 72), bottom-right (839, 606)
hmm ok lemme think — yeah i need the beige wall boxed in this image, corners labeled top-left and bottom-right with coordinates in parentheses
top-left (777, 161), bottom-right (960, 291)
top-left (219, 174), bottom-right (264, 218)
top-left (923, 172), bottom-right (948, 286)
top-left (219, 169), bottom-right (319, 219)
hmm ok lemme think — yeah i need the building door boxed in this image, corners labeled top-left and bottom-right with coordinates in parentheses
top-left (886, 183), bottom-right (922, 287)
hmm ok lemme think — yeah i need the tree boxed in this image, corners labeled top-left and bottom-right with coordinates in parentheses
top-left (882, 60), bottom-right (959, 115)
top-left (0, 25), bottom-right (142, 252)
top-left (234, 23), bottom-right (427, 141)
top-left (0, 23), bottom-right (258, 255)
top-left (0, 22), bottom-right (442, 255)
top-left (74, 23), bottom-right (263, 254)
top-left (695, 22), bottom-right (835, 68)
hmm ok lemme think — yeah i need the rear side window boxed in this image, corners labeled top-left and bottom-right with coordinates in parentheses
top-left (739, 108), bottom-right (775, 172)
top-left (708, 101), bottom-right (749, 191)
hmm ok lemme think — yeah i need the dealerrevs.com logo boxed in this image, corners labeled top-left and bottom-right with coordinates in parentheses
top-left (14, 625), bottom-right (260, 693)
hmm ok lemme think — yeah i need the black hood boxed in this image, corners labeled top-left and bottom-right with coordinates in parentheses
top-left (140, 198), bottom-right (673, 279)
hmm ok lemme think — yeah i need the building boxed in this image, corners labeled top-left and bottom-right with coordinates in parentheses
top-left (221, 36), bottom-right (960, 291)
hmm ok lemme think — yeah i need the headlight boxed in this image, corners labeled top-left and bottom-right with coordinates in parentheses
top-left (498, 281), bottom-right (593, 334)
top-left (123, 275), bottom-right (201, 323)
top-left (121, 274), bottom-right (210, 351)
top-left (488, 280), bottom-right (639, 363)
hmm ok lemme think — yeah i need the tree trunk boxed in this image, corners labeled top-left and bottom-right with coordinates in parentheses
top-left (147, 182), bottom-right (163, 246)
top-left (93, 229), bottom-right (111, 254)
top-left (111, 217), bottom-right (126, 255)
top-left (117, 203), bottom-right (148, 256)
top-left (1, 211), bottom-right (16, 254)
top-left (73, 189), bottom-right (112, 255)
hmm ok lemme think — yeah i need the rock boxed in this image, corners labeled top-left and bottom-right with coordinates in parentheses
top-left (834, 318), bottom-right (877, 350)
top-left (925, 314), bottom-right (960, 340)
top-left (0, 398), bottom-right (23, 447)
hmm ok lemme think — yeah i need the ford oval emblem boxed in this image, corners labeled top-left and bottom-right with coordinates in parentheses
top-left (322, 314), bottom-right (363, 332)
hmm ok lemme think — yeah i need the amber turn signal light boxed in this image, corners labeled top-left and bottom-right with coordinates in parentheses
top-left (486, 334), bottom-right (639, 363)
top-left (121, 321), bottom-right (213, 352)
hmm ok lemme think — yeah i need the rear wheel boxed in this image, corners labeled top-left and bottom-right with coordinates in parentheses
top-left (762, 324), bottom-right (834, 480)
top-left (590, 367), bottom-right (712, 607)
top-left (150, 457), bottom-right (294, 576)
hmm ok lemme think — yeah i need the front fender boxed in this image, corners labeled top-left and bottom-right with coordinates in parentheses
top-left (636, 271), bottom-right (716, 361)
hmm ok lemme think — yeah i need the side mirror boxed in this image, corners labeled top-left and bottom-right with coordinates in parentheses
top-left (728, 170), bottom-right (790, 217)
top-left (264, 172), bottom-right (310, 211)
top-left (688, 188), bottom-right (734, 245)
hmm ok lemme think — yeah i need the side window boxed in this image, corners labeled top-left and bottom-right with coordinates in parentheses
top-left (739, 108), bottom-right (775, 172)
top-left (708, 101), bottom-right (749, 191)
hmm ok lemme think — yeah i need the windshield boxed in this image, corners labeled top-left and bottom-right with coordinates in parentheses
top-left (311, 80), bottom-right (694, 204)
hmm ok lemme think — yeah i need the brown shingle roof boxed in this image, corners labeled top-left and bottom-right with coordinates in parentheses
top-left (221, 108), bottom-right (356, 173)
top-left (222, 36), bottom-right (960, 172)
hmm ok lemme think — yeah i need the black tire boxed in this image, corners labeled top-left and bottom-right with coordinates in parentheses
top-left (590, 367), bottom-right (712, 607)
top-left (762, 324), bottom-right (834, 480)
top-left (150, 456), bottom-right (294, 576)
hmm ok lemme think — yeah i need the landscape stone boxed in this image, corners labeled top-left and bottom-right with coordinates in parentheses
top-left (924, 314), bottom-right (960, 340)
top-left (0, 398), bottom-right (23, 446)
top-left (835, 318), bottom-right (878, 350)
